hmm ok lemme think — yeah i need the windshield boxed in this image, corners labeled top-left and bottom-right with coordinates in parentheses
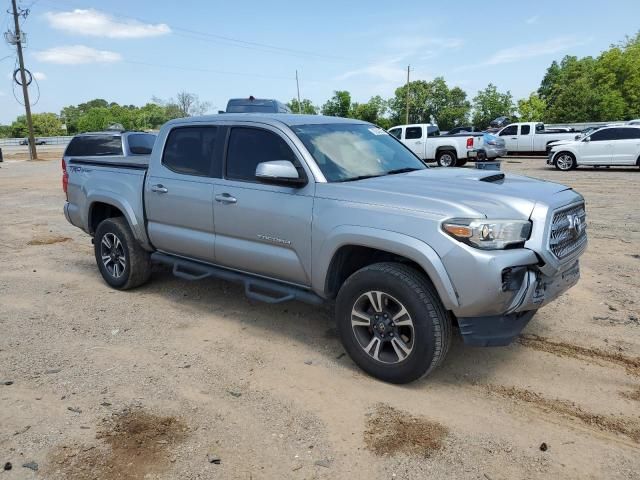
top-left (291, 123), bottom-right (426, 182)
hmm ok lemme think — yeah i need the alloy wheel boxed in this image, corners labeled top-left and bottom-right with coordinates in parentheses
top-left (100, 232), bottom-right (126, 279)
top-left (350, 290), bottom-right (415, 364)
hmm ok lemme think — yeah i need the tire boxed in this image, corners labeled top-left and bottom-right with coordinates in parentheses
top-left (335, 262), bottom-right (452, 384)
top-left (554, 152), bottom-right (576, 171)
top-left (94, 217), bottom-right (151, 290)
top-left (436, 150), bottom-right (457, 167)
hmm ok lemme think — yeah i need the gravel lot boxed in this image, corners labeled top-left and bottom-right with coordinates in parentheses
top-left (1, 154), bottom-right (639, 479)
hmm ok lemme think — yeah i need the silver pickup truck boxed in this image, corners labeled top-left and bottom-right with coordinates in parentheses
top-left (63, 114), bottom-right (587, 384)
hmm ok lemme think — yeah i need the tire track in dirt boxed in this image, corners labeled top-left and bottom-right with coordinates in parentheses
top-left (518, 334), bottom-right (640, 375)
top-left (486, 385), bottom-right (640, 444)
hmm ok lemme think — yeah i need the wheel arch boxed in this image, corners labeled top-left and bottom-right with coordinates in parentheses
top-left (86, 192), bottom-right (150, 248)
top-left (316, 227), bottom-right (459, 310)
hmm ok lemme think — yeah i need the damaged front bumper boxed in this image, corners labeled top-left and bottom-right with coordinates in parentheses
top-left (457, 260), bottom-right (580, 346)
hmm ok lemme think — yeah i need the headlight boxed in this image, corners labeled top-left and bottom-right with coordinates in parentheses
top-left (442, 218), bottom-right (532, 249)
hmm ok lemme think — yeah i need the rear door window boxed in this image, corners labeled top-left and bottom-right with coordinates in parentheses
top-left (65, 135), bottom-right (123, 156)
top-left (162, 126), bottom-right (218, 176)
top-left (405, 127), bottom-right (422, 139)
top-left (520, 125), bottom-right (531, 135)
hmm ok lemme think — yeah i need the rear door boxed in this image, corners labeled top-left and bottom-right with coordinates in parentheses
top-left (516, 124), bottom-right (532, 152)
top-left (611, 127), bottom-right (640, 165)
top-left (145, 125), bottom-right (221, 262)
top-left (499, 124), bottom-right (518, 151)
top-left (213, 124), bottom-right (314, 286)
top-left (403, 126), bottom-right (425, 158)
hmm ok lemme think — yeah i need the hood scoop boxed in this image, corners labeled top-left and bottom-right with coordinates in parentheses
top-left (478, 173), bottom-right (505, 183)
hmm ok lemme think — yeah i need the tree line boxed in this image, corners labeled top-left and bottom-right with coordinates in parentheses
top-left (1, 31), bottom-right (638, 137)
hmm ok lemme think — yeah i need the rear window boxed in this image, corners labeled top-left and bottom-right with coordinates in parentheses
top-left (65, 135), bottom-right (123, 157)
top-left (226, 100), bottom-right (276, 113)
top-left (162, 126), bottom-right (218, 176)
top-left (127, 133), bottom-right (156, 155)
top-left (405, 127), bottom-right (422, 139)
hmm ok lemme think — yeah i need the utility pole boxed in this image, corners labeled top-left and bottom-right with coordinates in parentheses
top-left (295, 70), bottom-right (302, 113)
top-left (10, 0), bottom-right (37, 160)
top-left (405, 65), bottom-right (410, 124)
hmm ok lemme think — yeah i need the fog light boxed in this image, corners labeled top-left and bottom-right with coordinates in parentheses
top-left (502, 267), bottom-right (527, 292)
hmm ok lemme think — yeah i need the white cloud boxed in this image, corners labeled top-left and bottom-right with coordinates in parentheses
top-left (34, 45), bottom-right (122, 65)
top-left (337, 57), bottom-right (407, 83)
top-left (33, 71), bottom-right (46, 80)
top-left (45, 9), bottom-right (170, 39)
top-left (526, 15), bottom-right (540, 24)
top-left (455, 36), bottom-right (589, 71)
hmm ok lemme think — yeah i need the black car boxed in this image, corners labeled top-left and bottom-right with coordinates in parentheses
top-left (19, 138), bottom-right (47, 145)
top-left (489, 116), bottom-right (512, 129)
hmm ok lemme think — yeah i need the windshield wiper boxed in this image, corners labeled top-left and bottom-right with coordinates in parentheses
top-left (335, 174), bottom-right (384, 183)
top-left (386, 167), bottom-right (422, 175)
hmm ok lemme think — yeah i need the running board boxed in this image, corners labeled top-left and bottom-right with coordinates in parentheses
top-left (150, 252), bottom-right (324, 306)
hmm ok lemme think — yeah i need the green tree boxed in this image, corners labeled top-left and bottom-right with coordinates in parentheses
top-left (10, 113), bottom-right (64, 137)
top-left (388, 77), bottom-right (471, 130)
top-left (321, 90), bottom-right (351, 117)
top-left (538, 32), bottom-right (640, 122)
top-left (517, 93), bottom-right (547, 122)
top-left (287, 98), bottom-right (318, 114)
top-left (471, 84), bottom-right (515, 128)
top-left (350, 95), bottom-right (389, 127)
top-left (0, 124), bottom-right (11, 138)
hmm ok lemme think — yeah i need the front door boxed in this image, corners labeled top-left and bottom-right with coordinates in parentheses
top-left (213, 125), bottom-right (314, 286)
top-left (499, 125), bottom-right (518, 152)
top-left (145, 125), bottom-right (220, 263)
top-left (403, 126), bottom-right (425, 158)
top-left (516, 124), bottom-right (532, 152)
top-left (578, 128), bottom-right (614, 165)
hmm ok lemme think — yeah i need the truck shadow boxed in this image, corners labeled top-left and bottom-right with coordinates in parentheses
top-left (137, 265), bottom-right (523, 388)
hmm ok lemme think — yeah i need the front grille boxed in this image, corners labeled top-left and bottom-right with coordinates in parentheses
top-left (549, 203), bottom-right (587, 260)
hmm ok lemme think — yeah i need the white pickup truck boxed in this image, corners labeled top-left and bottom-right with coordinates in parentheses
top-left (388, 124), bottom-right (506, 167)
top-left (496, 122), bottom-right (578, 155)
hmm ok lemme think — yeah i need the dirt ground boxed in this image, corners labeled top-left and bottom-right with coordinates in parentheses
top-left (1, 153), bottom-right (639, 479)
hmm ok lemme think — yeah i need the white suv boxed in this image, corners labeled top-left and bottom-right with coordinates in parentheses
top-left (548, 125), bottom-right (640, 171)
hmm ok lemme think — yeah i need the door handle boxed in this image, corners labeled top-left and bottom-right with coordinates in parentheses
top-left (511, 137), bottom-right (518, 140)
top-left (415, 141), bottom-right (423, 144)
top-left (151, 184), bottom-right (168, 194)
top-left (215, 193), bottom-right (237, 204)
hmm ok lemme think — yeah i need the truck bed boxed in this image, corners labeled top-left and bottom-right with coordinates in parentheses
top-left (67, 154), bottom-right (150, 170)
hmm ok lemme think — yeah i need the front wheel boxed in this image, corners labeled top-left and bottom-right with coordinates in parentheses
top-left (94, 217), bottom-right (151, 290)
top-left (335, 262), bottom-right (452, 384)
top-left (554, 152), bottom-right (576, 171)
top-left (436, 150), bottom-right (457, 167)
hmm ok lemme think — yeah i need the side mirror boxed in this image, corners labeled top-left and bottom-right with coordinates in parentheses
top-left (584, 136), bottom-right (591, 142)
top-left (255, 160), bottom-right (306, 187)
top-left (574, 134), bottom-right (581, 140)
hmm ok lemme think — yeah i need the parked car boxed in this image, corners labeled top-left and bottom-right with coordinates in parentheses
top-left (225, 96), bottom-right (291, 113)
top-left (545, 126), bottom-right (606, 155)
top-left (63, 114), bottom-right (586, 384)
top-left (19, 138), bottom-right (47, 145)
top-left (627, 119), bottom-right (640, 125)
top-left (446, 126), bottom-right (482, 135)
top-left (547, 125), bottom-right (640, 170)
top-left (497, 122), bottom-right (579, 155)
top-left (490, 116), bottom-right (512, 129)
top-left (389, 123), bottom-right (506, 166)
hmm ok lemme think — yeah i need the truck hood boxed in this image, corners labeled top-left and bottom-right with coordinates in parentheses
top-left (316, 169), bottom-right (573, 219)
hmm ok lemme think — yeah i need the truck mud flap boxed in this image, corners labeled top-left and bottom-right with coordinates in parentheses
top-left (151, 252), bottom-right (324, 306)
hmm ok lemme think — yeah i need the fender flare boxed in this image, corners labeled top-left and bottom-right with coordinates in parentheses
top-left (86, 191), bottom-right (150, 247)
top-left (313, 225), bottom-right (459, 310)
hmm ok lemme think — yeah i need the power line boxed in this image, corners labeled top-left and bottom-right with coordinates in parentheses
top-left (38, 0), bottom-right (352, 62)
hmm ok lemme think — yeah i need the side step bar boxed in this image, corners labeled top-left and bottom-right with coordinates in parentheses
top-left (150, 252), bottom-right (324, 306)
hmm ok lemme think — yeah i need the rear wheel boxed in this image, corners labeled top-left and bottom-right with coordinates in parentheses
top-left (335, 262), bottom-right (452, 384)
top-left (94, 217), bottom-right (151, 290)
top-left (436, 150), bottom-right (457, 167)
top-left (554, 152), bottom-right (576, 171)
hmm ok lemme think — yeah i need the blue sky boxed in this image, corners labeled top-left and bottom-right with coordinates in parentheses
top-left (1, 0), bottom-right (639, 124)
